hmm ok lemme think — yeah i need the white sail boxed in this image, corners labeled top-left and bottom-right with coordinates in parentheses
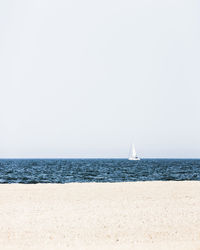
top-left (129, 143), bottom-right (140, 161)
top-left (131, 144), bottom-right (137, 158)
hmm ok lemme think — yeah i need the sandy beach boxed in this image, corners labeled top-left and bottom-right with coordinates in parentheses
top-left (0, 182), bottom-right (200, 249)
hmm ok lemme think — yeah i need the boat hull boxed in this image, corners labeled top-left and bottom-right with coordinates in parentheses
top-left (128, 157), bottom-right (140, 161)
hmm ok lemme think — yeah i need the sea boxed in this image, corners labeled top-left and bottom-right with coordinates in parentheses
top-left (0, 159), bottom-right (200, 183)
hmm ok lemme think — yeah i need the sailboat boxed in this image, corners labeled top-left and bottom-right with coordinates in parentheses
top-left (129, 144), bottom-right (140, 161)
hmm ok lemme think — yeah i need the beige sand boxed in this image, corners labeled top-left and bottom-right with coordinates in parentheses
top-left (0, 182), bottom-right (200, 249)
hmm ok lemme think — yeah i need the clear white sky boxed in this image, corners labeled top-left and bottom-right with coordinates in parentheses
top-left (0, 0), bottom-right (200, 158)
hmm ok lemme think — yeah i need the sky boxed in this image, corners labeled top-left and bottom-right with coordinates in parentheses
top-left (0, 0), bottom-right (200, 158)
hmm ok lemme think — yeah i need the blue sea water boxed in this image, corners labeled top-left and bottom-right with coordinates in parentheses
top-left (0, 159), bottom-right (199, 183)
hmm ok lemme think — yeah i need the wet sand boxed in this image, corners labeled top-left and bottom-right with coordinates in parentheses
top-left (0, 182), bottom-right (200, 249)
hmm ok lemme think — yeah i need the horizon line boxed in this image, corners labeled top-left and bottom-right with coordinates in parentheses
top-left (0, 157), bottom-right (200, 160)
